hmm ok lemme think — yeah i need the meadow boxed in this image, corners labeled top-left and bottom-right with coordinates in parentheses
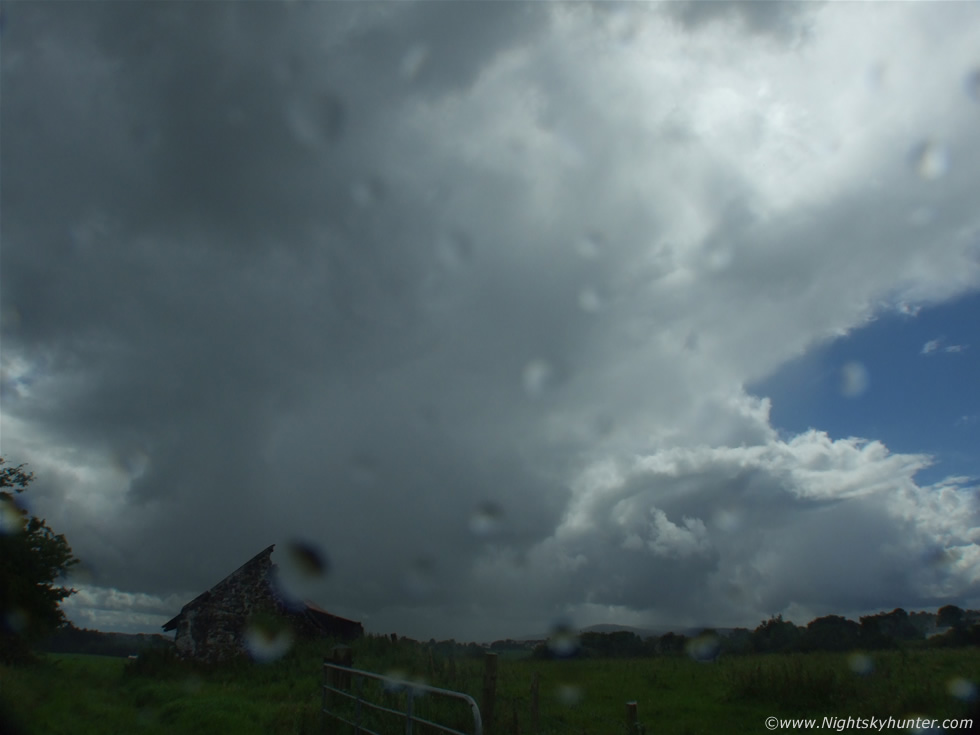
top-left (1, 636), bottom-right (977, 735)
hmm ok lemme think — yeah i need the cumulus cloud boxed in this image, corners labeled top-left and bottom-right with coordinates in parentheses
top-left (2, 1), bottom-right (979, 638)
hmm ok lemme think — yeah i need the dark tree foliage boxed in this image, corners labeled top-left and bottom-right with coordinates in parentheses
top-left (1, 458), bottom-right (80, 664)
top-left (751, 615), bottom-right (802, 653)
top-left (858, 608), bottom-right (922, 649)
top-left (656, 631), bottom-right (688, 655)
top-left (937, 604), bottom-right (966, 629)
top-left (801, 615), bottom-right (861, 652)
top-left (580, 630), bottom-right (643, 658)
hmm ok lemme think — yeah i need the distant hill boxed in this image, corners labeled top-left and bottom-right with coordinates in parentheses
top-left (40, 625), bottom-right (172, 658)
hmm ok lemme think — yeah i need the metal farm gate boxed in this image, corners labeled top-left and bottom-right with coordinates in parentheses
top-left (322, 661), bottom-right (483, 735)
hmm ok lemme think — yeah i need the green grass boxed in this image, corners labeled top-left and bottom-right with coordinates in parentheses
top-left (1, 642), bottom-right (977, 734)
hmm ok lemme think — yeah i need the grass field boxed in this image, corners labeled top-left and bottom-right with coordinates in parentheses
top-left (1, 638), bottom-right (977, 734)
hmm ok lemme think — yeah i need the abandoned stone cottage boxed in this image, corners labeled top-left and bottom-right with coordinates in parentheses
top-left (162, 544), bottom-right (362, 662)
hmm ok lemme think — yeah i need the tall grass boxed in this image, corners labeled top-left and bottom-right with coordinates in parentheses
top-left (2, 639), bottom-right (977, 734)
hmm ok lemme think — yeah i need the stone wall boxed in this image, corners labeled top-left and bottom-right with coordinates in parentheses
top-left (167, 545), bottom-right (363, 662)
top-left (172, 546), bottom-right (282, 662)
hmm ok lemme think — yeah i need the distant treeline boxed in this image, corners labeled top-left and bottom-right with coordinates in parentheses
top-left (521, 605), bottom-right (980, 659)
top-left (39, 625), bottom-right (172, 658)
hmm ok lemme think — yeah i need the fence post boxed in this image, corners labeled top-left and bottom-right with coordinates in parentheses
top-left (482, 652), bottom-right (498, 734)
top-left (626, 701), bottom-right (638, 733)
top-left (325, 657), bottom-right (335, 708)
top-left (332, 644), bottom-right (354, 691)
top-left (530, 672), bottom-right (539, 734)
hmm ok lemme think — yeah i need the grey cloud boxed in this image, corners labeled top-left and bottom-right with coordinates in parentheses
top-left (3, 1), bottom-right (980, 640)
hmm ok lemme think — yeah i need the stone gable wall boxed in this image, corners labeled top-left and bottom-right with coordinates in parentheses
top-left (174, 548), bottom-right (280, 662)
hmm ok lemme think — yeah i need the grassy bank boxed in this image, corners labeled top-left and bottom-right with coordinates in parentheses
top-left (1, 640), bottom-right (977, 734)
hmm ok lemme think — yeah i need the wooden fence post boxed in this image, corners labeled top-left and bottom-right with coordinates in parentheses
top-left (530, 672), bottom-right (539, 734)
top-left (332, 644), bottom-right (353, 691)
top-left (323, 656), bottom-right (332, 709)
top-left (626, 701), bottom-right (638, 733)
top-left (482, 652), bottom-right (498, 734)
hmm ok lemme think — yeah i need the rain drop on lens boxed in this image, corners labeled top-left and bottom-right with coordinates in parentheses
top-left (840, 361), bottom-right (869, 398)
top-left (965, 68), bottom-right (980, 103)
top-left (947, 677), bottom-right (977, 702)
top-left (469, 501), bottom-right (504, 537)
top-left (400, 44), bottom-right (429, 80)
top-left (275, 539), bottom-right (329, 605)
top-left (576, 230), bottom-right (603, 258)
top-left (577, 287), bottom-right (602, 313)
top-left (438, 229), bottom-right (474, 269)
top-left (686, 633), bottom-right (720, 662)
top-left (403, 558), bottom-right (436, 599)
top-left (285, 540), bottom-right (329, 579)
top-left (244, 619), bottom-right (293, 663)
top-left (849, 653), bottom-right (873, 675)
top-left (522, 359), bottom-right (553, 397)
top-left (546, 620), bottom-right (580, 658)
top-left (0, 495), bottom-right (26, 534)
top-left (351, 177), bottom-right (386, 208)
top-left (908, 140), bottom-right (948, 180)
top-left (555, 684), bottom-right (582, 706)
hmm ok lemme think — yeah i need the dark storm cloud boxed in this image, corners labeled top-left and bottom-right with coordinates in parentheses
top-left (665, 0), bottom-right (817, 41)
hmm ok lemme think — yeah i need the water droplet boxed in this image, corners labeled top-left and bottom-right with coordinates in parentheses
top-left (4, 608), bottom-right (29, 634)
top-left (547, 621), bottom-right (580, 658)
top-left (351, 176), bottom-right (386, 208)
top-left (244, 618), bottom-right (293, 663)
top-left (438, 229), bottom-right (474, 269)
top-left (921, 546), bottom-right (952, 567)
top-left (555, 683), bottom-right (583, 706)
top-left (383, 669), bottom-right (409, 692)
top-left (0, 495), bottom-right (26, 534)
top-left (115, 449), bottom-right (150, 480)
top-left (840, 361), bottom-right (869, 398)
top-left (66, 561), bottom-right (95, 586)
top-left (576, 230), bottom-right (603, 259)
top-left (907, 207), bottom-right (935, 227)
top-left (287, 92), bottom-right (345, 149)
top-left (469, 502), bottom-right (504, 537)
top-left (848, 653), bottom-right (873, 675)
top-left (349, 454), bottom-right (379, 486)
top-left (965, 68), bottom-right (980, 102)
top-left (400, 44), bottom-right (429, 80)
top-left (275, 540), bottom-right (329, 604)
top-left (403, 558), bottom-right (436, 599)
top-left (908, 140), bottom-right (948, 180)
top-left (713, 509), bottom-right (740, 533)
top-left (577, 287), bottom-right (603, 313)
top-left (522, 359), bottom-right (553, 397)
top-left (686, 633), bottom-right (720, 662)
top-left (1, 305), bottom-right (22, 331)
top-left (285, 540), bottom-right (330, 578)
top-left (590, 414), bottom-right (615, 439)
top-left (948, 677), bottom-right (977, 702)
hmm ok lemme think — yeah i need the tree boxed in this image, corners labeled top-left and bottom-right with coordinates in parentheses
top-left (751, 615), bottom-right (802, 653)
top-left (801, 615), bottom-right (861, 652)
top-left (1, 458), bottom-right (80, 663)
top-left (937, 604), bottom-right (966, 630)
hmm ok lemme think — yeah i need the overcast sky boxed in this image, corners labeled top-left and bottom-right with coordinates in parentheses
top-left (1, 1), bottom-right (979, 643)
